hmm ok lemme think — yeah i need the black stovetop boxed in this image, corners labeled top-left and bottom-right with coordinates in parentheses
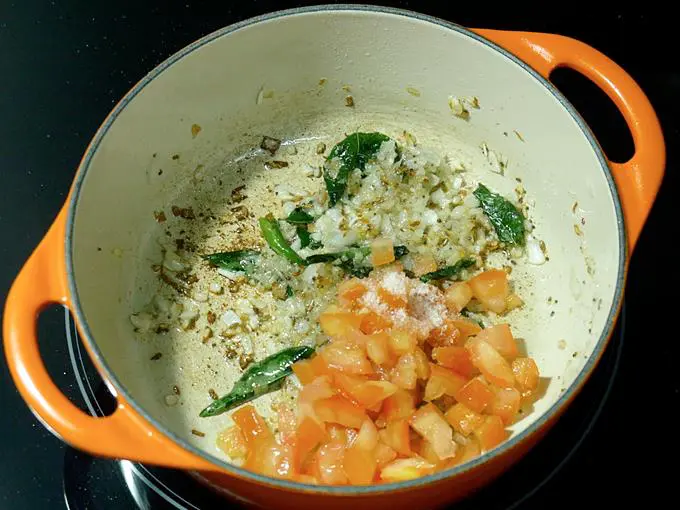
top-left (1, 3), bottom-right (678, 509)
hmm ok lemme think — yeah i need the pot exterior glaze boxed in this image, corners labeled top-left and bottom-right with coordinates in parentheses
top-left (3, 6), bottom-right (664, 509)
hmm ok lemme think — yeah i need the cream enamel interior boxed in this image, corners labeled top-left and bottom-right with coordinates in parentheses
top-left (70, 9), bottom-right (621, 468)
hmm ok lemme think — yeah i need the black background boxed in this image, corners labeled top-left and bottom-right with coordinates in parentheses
top-left (1, 1), bottom-right (677, 508)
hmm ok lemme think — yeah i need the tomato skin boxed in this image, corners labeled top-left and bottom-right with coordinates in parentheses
top-left (512, 357), bottom-right (540, 393)
top-left (475, 324), bottom-right (519, 359)
top-left (231, 405), bottom-right (271, 447)
top-left (445, 403), bottom-right (486, 436)
top-left (432, 346), bottom-right (476, 377)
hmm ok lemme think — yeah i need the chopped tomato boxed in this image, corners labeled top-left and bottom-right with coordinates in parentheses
top-left (381, 389), bottom-right (416, 422)
top-left (338, 278), bottom-right (367, 306)
top-left (476, 324), bottom-right (519, 359)
top-left (388, 329), bottom-right (417, 356)
top-left (413, 347), bottom-right (431, 380)
top-left (216, 426), bottom-right (248, 460)
top-left (374, 442), bottom-right (398, 468)
top-left (391, 353), bottom-right (418, 390)
top-left (505, 293), bottom-right (524, 312)
top-left (276, 405), bottom-right (298, 446)
top-left (231, 405), bottom-right (271, 447)
top-left (246, 436), bottom-right (296, 480)
top-left (365, 331), bottom-right (392, 366)
top-left (489, 387), bottom-right (521, 425)
top-left (298, 376), bottom-right (336, 410)
top-left (295, 415), bottom-right (327, 465)
top-left (316, 440), bottom-right (348, 485)
top-left (319, 310), bottom-right (363, 339)
top-left (293, 359), bottom-right (318, 385)
top-left (466, 337), bottom-right (515, 388)
top-left (321, 342), bottom-right (374, 375)
top-left (512, 357), bottom-right (540, 393)
top-left (424, 364), bottom-right (468, 401)
top-left (355, 419), bottom-right (379, 451)
top-left (379, 418), bottom-right (411, 456)
top-left (412, 252), bottom-right (438, 277)
top-left (334, 372), bottom-right (398, 408)
top-left (412, 436), bottom-right (442, 465)
top-left (410, 404), bottom-right (457, 460)
top-left (380, 458), bottom-right (436, 482)
top-left (458, 438), bottom-right (482, 463)
top-left (468, 269), bottom-right (509, 314)
top-left (444, 282), bottom-right (473, 313)
top-left (343, 443), bottom-right (377, 484)
top-left (432, 346), bottom-right (476, 377)
top-left (449, 319), bottom-right (482, 340)
top-left (360, 311), bottom-right (393, 334)
top-left (445, 403), bottom-right (485, 436)
top-left (454, 377), bottom-right (494, 414)
top-left (378, 287), bottom-right (408, 309)
top-left (295, 474), bottom-right (319, 485)
top-left (371, 238), bottom-right (396, 267)
top-left (314, 395), bottom-right (368, 429)
top-left (474, 415), bottom-right (507, 452)
top-left (427, 320), bottom-right (461, 347)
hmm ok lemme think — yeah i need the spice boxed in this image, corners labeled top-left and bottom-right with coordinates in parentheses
top-left (316, 142), bottom-right (326, 154)
top-left (191, 124), bottom-right (201, 138)
top-left (345, 95), bottom-right (355, 107)
top-left (260, 136), bottom-right (281, 155)
top-left (154, 211), bottom-right (166, 223)
top-left (172, 385), bottom-right (181, 396)
top-left (150, 352), bottom-right (163, 361)
top-left (191, 429), bottom-right (206, 438)
top-left (264, 160), bottom-right (289, 170)
top-left (209, 389), bottom-right (219, 400)
top-left (171, 206), bottom-right (196, 220)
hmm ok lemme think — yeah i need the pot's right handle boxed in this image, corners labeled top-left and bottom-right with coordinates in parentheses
top-left (475, 29), bottom-right (665, 254)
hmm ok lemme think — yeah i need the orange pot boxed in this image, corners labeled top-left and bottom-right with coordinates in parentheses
top-left (2, 6), bottom-right (664, 509)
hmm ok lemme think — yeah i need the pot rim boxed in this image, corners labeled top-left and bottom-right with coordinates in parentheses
top-left (64, 3), bottom-right (627, 495)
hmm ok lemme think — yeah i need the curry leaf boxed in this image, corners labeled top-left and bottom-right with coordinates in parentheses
top-left (473, 184), bottom-right (526, 246)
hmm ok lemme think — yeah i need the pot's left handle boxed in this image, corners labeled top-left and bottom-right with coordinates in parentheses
top-left (3, 206), bottom-right (213, 471)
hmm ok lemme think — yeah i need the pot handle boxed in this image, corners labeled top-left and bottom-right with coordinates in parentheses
top-left (475, 29), bottom-right (665, 253)
top-left (3, 206), bottom-right (213, 471)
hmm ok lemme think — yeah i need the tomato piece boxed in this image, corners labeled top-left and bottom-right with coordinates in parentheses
top-left (449, 319), bottom-right (482, 340)
top-left (321, 342), bottom-right (374, 375)
top-left (468, 269), bottom-right (509, 314)
top-left (365, 331), bottom-right (392, 366)
top-left (319, 310), bottom-right (363, 339)
top-left (355, 419), bottom-right (379, 451)
top-left (380, 458), bottom-right (436, 482)
top-left (371, 238), bottom-right (396, 267)
top-left (293, 359), bottom-right (318, 385)
top-left (276, 405), bottom-right (298, 446)
top-left (334, 373), bottom-right (398, 408)
top-left (413, 347), bottom-right (431, 380)
top-left (378, 287), bottom-right (408, 309)
top-left (216, 426), bottom-right (248, 460)
top-left (295, 474), bottom-right (319, 485)
top-left (474, 415), bottom-right (508, 452)
top-left (374, 442), bottom-right (398, 468)
top-left (412, 436), bottom-right (442, 465)
top-left (379, 418), bottom-right (411, 456)
top-left (444, 282), bottom-right (473, 313)
top-left (489, 387), bottom-right (521, 425)
top-left (314, 395), bottom-right (368, 429)
top-left (444, 403), bottom-right (485, 436)
top-left (458, 438), bottom-right (482, 463)
top-left (316, 440), bottom-right (348, 485)
top-left (360, 311), bottom-right (393, 335)
top-left (381, 389), bottom-right (416, 422)
top-left (427, 320), bottom-right (461, 347)
top-left (246, 436), bottom-right (297, 480)
top-left (343, 443), bottom-right (378, 485)
top-left (231, 405), bottom-right (271, 447)
top-left (391, 353), bottom-right (418, 390)
top-left (389, 329), bottom-right (417, 356)
top-left (410, 403), bottom-right (457, 460)
top-left (424, 364), bottom-right (468, 402)
top-left (466, 337), bottom-right (515, 388)
top-left (412, 252), bottom-right (438, 277)
top-left (338, 278), bottom-right (367, 306)
top-left (454, 377), bottom-right (494, 414)
top-left (432, 346), bottom-right (476, 377)
top-left (295, 415), bottom-right (327, 466)
top-left (299, 376), bottom-right (336, 407)
top-left (512, 357), bottom-right (540, 393)
top-left (476, 324), bottom-right (518, 359)
top-left (505, 293), bottom-right (523, 312)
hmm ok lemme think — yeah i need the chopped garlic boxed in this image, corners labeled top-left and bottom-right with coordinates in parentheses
top-left (193, 291), bottom-right (208, 302)
top-left (179, 307), bottom-right (199, 330)
top-left (130, 313), bottom-right (154, 332)
top-left (221, 310), bottom-right (241, 327)
top-left (162, 250), bottom-right (188, 272)
top-left (526, 237), bottom-right (546, 265)
top-left (209, 282), bottom-right (223, 294)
